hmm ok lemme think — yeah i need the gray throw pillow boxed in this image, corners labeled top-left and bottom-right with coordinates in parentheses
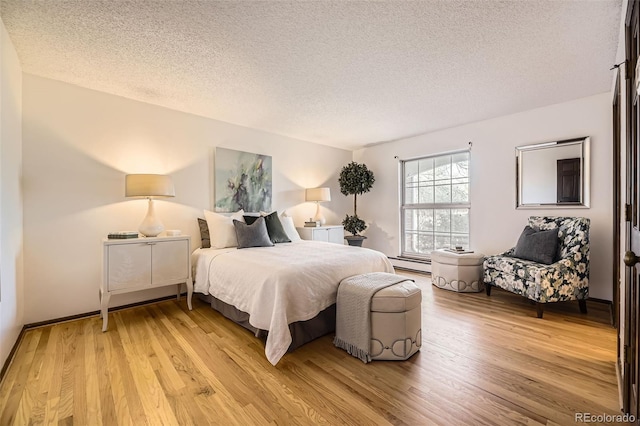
top-left (244, 212), bottom-right (291, 243)
top-left (233, 217), bottom-right (274, 249)
top-left (513, 226), bottom-right (559, 265)
top-left (198, 218), bottom-right (211, 249)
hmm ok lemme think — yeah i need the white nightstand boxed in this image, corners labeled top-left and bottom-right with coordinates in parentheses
top-left (296, 225), bottom-right (344, 244)
top-left (100, 235), bottom-right (193, 331)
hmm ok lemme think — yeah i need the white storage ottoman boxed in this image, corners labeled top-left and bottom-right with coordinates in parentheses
top-left (431, 249), bottom-right (485, 293)
top-left (370, 280), bottom-right (422, 361)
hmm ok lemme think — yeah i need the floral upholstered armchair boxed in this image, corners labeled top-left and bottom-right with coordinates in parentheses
top-left (483, 216), bottom-right (590, 318)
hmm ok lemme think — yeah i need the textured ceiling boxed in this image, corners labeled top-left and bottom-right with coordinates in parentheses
top-left (0, 0), bottom-right (622, 150)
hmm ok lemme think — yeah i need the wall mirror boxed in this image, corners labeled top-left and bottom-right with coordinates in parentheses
top-left (516, 136), bottom-right (590, 209)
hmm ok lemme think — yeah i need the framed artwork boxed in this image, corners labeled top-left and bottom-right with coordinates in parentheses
top-left (215, 147), bottom-right (272, 212)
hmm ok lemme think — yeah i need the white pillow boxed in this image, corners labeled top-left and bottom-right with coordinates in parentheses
top-left (279, 214), bottom-right (301, 242)
top-left (203, 209), bottom-right (245, 248)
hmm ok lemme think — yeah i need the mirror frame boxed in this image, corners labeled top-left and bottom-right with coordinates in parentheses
top-left (516, 136), bottom-right (590, 209)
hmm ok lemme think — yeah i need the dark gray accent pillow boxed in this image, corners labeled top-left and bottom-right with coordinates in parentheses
top-left (244, 212), bottom-right (291, 244)
top-left (198, 218), bottom-right (210, 249)
top-left (513, 226), bottom-right (559, 265)
top-left (233, 217), bottom-right (274, 249)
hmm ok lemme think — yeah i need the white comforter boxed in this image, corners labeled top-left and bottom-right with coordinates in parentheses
top-left (192, 240), bottom-right (394, 365)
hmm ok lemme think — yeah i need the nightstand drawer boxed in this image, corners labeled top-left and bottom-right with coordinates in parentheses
top-left (107, 242), bottom-right (152, 290)
top-left (152, 239), bottom-right (189, 285)
top-left (296, 225), bottom-right (344, 244)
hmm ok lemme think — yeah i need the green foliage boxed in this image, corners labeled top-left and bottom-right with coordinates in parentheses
top-left (339, 162), bottom-right (375, 196)
top-left (342, 215), bottom-right (366, 236)
top-left (339, 162), bottom-right (375, 236)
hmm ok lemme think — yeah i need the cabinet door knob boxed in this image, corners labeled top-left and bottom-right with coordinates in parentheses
top-left (146, 242), bottom-right (157, 245)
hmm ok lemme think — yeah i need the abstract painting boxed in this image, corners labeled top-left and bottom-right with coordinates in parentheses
top-left (215, 147), bottom-right (272, 212)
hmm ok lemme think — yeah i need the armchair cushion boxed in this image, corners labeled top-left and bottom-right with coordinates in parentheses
top-left (484, 254), bottom-right (586, 302)
top-left (513, 225), bottom-right (559, 265)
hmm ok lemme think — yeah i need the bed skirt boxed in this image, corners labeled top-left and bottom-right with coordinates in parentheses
top-left (198, 294), bottom-right (336, 352)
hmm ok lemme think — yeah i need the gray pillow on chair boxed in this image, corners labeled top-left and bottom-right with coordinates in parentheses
top-left (233, 217), bottom-right (274, 249)
top-left (513, 226), bottom-right (559, 265)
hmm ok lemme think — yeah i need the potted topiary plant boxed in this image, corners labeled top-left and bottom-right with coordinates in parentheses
top-left (339, 161), bottom-right (375, 246)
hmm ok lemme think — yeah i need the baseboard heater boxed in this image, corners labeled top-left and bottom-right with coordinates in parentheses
top-left (388, 256), bottom-right (431, 274)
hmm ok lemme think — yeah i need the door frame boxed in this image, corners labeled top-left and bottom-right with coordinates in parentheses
top-left (623, 0), bottom-right (639, 414)
top-left (614, 69), bottom-right (621, 331)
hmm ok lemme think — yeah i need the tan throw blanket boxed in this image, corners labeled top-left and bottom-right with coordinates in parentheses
top-left (334, 272), bottom-right (414, 363)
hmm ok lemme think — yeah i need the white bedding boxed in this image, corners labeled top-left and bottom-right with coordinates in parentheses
top-left (192, 240), bottom-right (394, 365)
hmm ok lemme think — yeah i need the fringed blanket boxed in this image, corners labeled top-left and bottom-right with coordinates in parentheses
top-left (334, 272), bottom-right (413, 363)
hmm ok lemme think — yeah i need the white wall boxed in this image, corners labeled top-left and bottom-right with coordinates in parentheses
top-left (0, 18), bottom-right (23, 367)
top-left (355, 92), bottom-right (613, 300)
top-left (22, 75), bottom-right (352, 323)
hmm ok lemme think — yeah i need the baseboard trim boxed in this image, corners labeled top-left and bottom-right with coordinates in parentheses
top-left (0, 293), bottom-right (188, 384)
top-left (24, 293), bottom-right (189, 330)
top-left (393, 266), bottom-right (431, 275)
top-left (588, 297), bottom-right (612, 305)
top-left (389, 257), bottom-right (431, 274)
top-left (387, 256), bottom-right (431, 264)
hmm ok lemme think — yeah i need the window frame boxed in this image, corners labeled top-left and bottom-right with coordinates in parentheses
top-left (400, 149), bottom-right (471, 260)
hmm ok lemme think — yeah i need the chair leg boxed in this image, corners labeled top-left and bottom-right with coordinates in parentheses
top-left (485, 284), bottom-right (492, 296)
top-left (578, 299), bottom-right (587, 314)
top-left (536, 303), bottom-right (544, 319)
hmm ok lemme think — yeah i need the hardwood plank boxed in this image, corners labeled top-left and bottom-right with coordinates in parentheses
top-left (44, 325), bottom-right (66, 426)
top-left (82, 319), bottom-right (102, 425)
top-left (33, 325), bottom-right (61, 425)
top-left (142, 306), bottom-right (211, 426)
top-left (114, 310), bottom-right (179, 425)
top-left (58, 322), bottom-right (79, 422)
top-left (0, 329), bottom-right (42, 426)
top-left (104, 318), bottom-right (140, 425)
top-left (0, 272), bottom-right (621, 424)
top-left (93, 318), bottom-right (118, 426)
top-left (13, 328), bottom-right (50, 426)
top-left (141, 307), bottom-right (185, 394)
top-left (44, 397), bottom-right (60, 426)
top-left (0, 335), bottom-right (25, 411)
top-left (71, 320), bottom-right (88, 425)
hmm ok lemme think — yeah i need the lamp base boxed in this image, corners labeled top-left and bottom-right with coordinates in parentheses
top-left (139, 198), bottom-right (165, 237)
top-left (313, 202), bottom-right (326, 226)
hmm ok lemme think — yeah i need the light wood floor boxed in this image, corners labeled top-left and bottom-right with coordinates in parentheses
top-left (0, 272), bottom-right (620, 425)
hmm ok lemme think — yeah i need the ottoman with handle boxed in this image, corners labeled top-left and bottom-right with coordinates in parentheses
top-left (431, 249), bottom-right (485, 293)
top-left (334, 272), bottom-right (422, 362)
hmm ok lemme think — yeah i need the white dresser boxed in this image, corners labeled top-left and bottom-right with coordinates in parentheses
top-left (296, 225), bottom-right (344, 244)
top-left (100, 235), bottom-right (193, 331)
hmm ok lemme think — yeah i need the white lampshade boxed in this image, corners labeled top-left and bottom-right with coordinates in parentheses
top-left (305, 187), bottom-right (331, 226)
top-left (125, 174), bottom-right (175, 237)
top-left (125, 174), bottom-right (175, 198)
top-left (305, 187), bottom-right (331, 202)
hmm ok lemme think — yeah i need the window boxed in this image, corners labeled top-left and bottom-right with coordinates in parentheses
top-left (401, 151), bottom-right (470, 259)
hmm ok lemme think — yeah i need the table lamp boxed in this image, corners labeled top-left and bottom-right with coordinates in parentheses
top-left (305, 187), bottom-right (331, 226)
top-left (125, 174), bottom-right (175, 237)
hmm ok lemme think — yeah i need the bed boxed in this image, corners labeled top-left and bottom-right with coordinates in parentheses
top-left (192, 240), bottom-right (394, 365)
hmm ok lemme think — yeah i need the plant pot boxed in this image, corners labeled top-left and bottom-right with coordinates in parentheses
top-left (345, 235), bottom-right (367, 247)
